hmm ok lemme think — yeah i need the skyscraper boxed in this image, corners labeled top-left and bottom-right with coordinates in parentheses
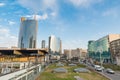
top-left (60, 40), bottom-right (62, 54)
top-left (48, 35), bottom-right (61, 55)
top-left (41, 40), bottom-right (45, 48)
top-left (18, 17), bottom-right (38, 48)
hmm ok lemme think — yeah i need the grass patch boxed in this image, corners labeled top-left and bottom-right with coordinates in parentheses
top-left (37, 63), bottom-right (109, 80)
top-left (103, 64), bottom-right (120, 71)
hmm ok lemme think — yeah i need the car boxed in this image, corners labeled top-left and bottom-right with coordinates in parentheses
top-left (94, 65), bottom-right (100, 69)
top-left (94, 65), bottom-right (104, 71)
top-left (95, 66), bottom-right (104, 71)
top-left (106, 68), bottom-right (115, 74)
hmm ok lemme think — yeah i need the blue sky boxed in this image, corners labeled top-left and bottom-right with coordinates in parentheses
top-left (0, 0), bottom-right (120, 49)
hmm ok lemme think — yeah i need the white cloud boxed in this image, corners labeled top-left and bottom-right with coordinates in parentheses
top-left (25, 13), bottom-right (48, 20)
top-left (0, 28), bottom-right (9, 36)
top-left (8, 21), bottom-right (16, 25)
top-left (18, 0), bottom-right (58, 20)
top-left (36, 14), bottom-right (48, 20)
top-left (0, 28), bottom-right (18, 48)
top-left (0, 3), bottom-right (5, 7)
top-left (102, 8), bottom-right (119, 17)
top-left (18, 0), bottom-right (57, 13)
top-left (67, 0), bottom-right (102, 7)
top-left (42, 0), bottom-right (57, 10)
top-left (50, 12), bottom-right (57, 17)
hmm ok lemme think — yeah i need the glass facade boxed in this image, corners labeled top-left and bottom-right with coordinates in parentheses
top-left (41, 40), bottom-right (45, 48)
top-left (88, 37), bottom-right (111, 63)
top-left (49, 35), bottom-right (61, 55)
top-left (18, 17), bottom-right (38, 48)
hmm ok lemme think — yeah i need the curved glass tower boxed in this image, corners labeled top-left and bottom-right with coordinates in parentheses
top-left (18, 17), bottom-right (38, 48)
top-left (49, 35), bottom-right (61, 55)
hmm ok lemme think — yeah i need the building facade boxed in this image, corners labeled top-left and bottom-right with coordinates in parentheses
top-left (18, 17), bottom-right (38, 48)
top-left (48, 35), bottom-right (61, 55)
top-left (64, 48), bottom-right (87, 60)
top-left (64, 49), bottom-right (71, 59)
top-left (88, 34), bottom-right (120, 63)
top-left (110, 39), bottom-right (120, 65)
top-left (41, 40), bottom-right (45, 48)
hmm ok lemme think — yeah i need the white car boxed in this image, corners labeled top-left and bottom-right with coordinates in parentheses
top-left (96, 66), bottom-right (104, 71)
top-left (106, 68), bottom-right (115, 74)
top-left (94, 65), bottom-right (104, 71)
top-left (94, 65), bottom-right (100, 69)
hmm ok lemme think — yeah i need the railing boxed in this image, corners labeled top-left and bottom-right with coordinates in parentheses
top-left (0, 64), bottom-right (42, 80)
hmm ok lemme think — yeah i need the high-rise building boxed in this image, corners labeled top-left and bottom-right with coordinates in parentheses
top-left (60, 40), bottom-right (62, 54)
top-left (41, 40), bottom-right (45, 48)
top-left (110, 39), bottom-right (120, 65)
top-left (88, 34), bottom-right (120, 63)
top-left (18, 17), bottom-right (38, 48)
top-left (48, 35), bottom-right (61, 55)
top-left (49, 35), bottom-right (56, 53)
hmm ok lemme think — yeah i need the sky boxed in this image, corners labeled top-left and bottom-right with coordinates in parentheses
top-left (0, 0), bottom-right (120, 49)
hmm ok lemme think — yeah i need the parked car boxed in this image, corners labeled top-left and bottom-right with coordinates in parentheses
top-left (106, 68), bottom-right (115, 74)
top-left (95, 66), bottom-right (104, 71)
top-left (94, 65), bottom-right (100, 69)
top-left (94, 65), bottom-right (104, 71)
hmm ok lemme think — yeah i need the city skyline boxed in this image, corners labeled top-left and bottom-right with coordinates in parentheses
top-left (0, 0), bottom-right (120, 49)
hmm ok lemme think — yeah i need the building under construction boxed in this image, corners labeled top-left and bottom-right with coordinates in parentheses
top-left (0, 48), bottom-right (49, 80)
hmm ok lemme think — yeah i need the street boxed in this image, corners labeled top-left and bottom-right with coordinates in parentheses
top-left (101, 70), bottom-right (120, 80)
top-left (86, 63), bottom-right (120, 80)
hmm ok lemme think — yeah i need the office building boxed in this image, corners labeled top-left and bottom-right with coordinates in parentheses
top-left (110, 39), bottom-right (120, 65)
top-left (60, 40), bottom-right (62, 54)
top-left (64, 49), bottom-right (72, 59)
top-left (48, 35), bottom-right (61, 55)
top-left (88, 34), bottom-right (120, 63)
top-left (64, 48), bottom-right (87, 60)
top-left (18, 17), bottom-right (38, 48)
top-left (41, 40), bottom-right (45, 48)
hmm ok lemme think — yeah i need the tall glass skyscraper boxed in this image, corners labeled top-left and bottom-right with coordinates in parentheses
top-left (18, 17), bottom-right (38, 48)
top-left (41, 40), bottom-right (45, 48)
top-left (49, 35), bottom-right (61, 55)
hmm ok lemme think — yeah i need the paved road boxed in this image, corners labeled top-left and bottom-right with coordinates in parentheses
top-left (85, 63), bottom-right (120, 80)
top-left (101, 71), bottom-right (120, 80)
